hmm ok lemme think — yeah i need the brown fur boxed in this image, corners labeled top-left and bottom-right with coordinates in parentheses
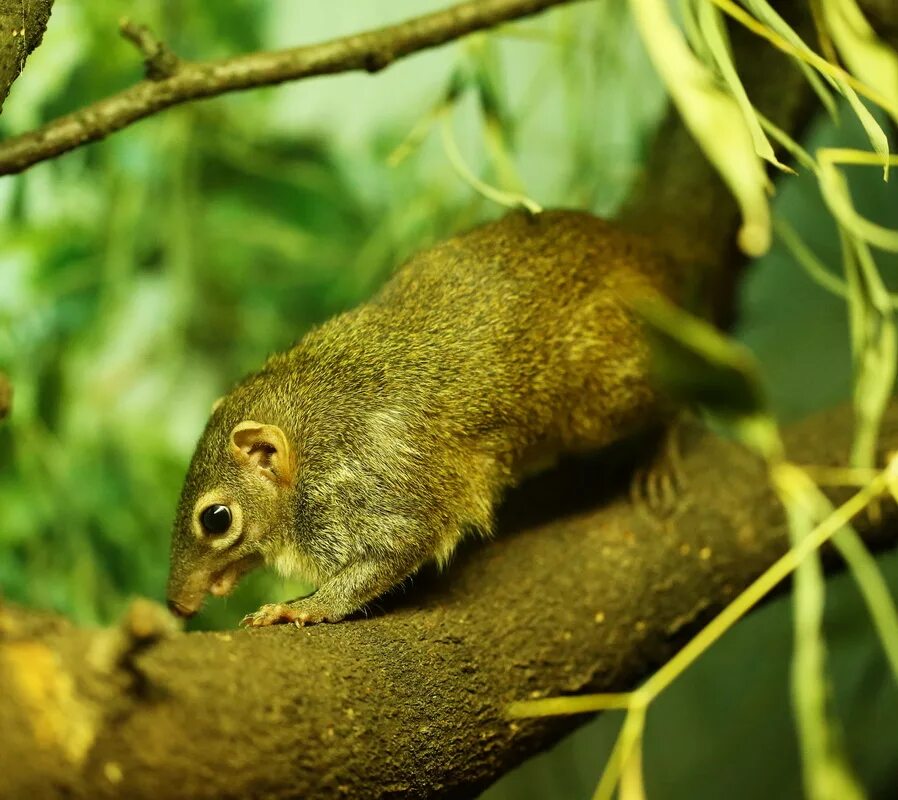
top-left (167, 210), bottom-right (681, 626)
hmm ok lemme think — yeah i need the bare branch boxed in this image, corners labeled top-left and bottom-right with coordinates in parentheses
top-left (0, 0), bottom-right (54, 114)
top-left (0, 0), bottom-right (583, 176)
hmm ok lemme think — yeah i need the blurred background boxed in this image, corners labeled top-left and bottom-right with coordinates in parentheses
top-left (0, 1), bottom-right (896, 798)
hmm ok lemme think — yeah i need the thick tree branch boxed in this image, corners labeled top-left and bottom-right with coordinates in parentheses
top-left (0, 0), bottom-right (53, 114)
top-left (0, 0), bottom-right (583, 175)
top-left (2, 403), bottom-right (897, 799)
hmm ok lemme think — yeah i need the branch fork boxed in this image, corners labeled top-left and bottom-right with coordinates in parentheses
top-left (119, 18), bottom-right (180, 81)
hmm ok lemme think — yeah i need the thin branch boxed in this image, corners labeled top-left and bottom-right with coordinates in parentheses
top-left (0, 0), bottom-right (583, 176)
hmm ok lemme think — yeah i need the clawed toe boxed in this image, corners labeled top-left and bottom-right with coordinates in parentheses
top-left (240, 603), bottom-right (296, 628)
top-left (239, 602), bottom-right (336, 628)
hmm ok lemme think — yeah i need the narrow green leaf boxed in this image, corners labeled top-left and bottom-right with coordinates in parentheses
top-left (775, 465), bottom-right (866, 800)
top-left (775, 218), bottom-right (848, 299)
top-left (819, 158), bottom-right (898, 251)
top-left (822, 0), bottom-right (898, 132)
top-left (697, 1), bottom-right (793, 172)
top-left (679, 0), bottom-right (716, 67)
top-left (744, 0), bottom-right (890, 173)
top-left (439, 111), bottom-right (542, 214)
top-left (742, 0), bottom-right (839, 117)
top-left (849, 237), bottom-right (897, 467)
top-left (842, 90), bottom-right (891, 180)
top-left (830, 522), bottom-right (898, 685)
top-left (637, 297), bottom-right (767, 416)
top-left (629, 0), bottom-right (771, 255)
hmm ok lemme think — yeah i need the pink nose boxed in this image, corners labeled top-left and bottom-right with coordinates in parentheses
top-left (167, 598), bottom-right (197, 618)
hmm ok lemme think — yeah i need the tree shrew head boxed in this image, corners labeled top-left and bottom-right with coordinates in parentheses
top-left (166, 406), bottom-right (297, 618)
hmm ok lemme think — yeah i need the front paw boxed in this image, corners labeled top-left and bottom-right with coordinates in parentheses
top-left (240, 600), bottom-right (343, 628)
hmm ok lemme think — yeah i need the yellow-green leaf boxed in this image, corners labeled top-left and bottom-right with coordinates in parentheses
top-left (629, 0), bottom-right (771, 255)
top-left (697, 1), bottom-right (793, 173)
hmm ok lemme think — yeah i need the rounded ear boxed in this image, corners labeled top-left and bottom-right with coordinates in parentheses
top-left (211, 396), bottom-right (224, 413)
top-left (230, 421), bottom-right (296, 486)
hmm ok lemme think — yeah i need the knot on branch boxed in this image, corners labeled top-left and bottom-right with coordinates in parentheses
top-left (119, 18), bottom-right (180, 81)
top-left (88, 598), bottom-right (180, 697)
top-left (363, 48), bottom-right (394, 73)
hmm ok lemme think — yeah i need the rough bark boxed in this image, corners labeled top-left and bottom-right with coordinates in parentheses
top-left (0, 0), bottom-right (53, 114)
top-left (2, 403), bottom-right (897, 800)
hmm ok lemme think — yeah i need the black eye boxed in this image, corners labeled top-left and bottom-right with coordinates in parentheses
top-left (200, 504), bottom-right (232, 535)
